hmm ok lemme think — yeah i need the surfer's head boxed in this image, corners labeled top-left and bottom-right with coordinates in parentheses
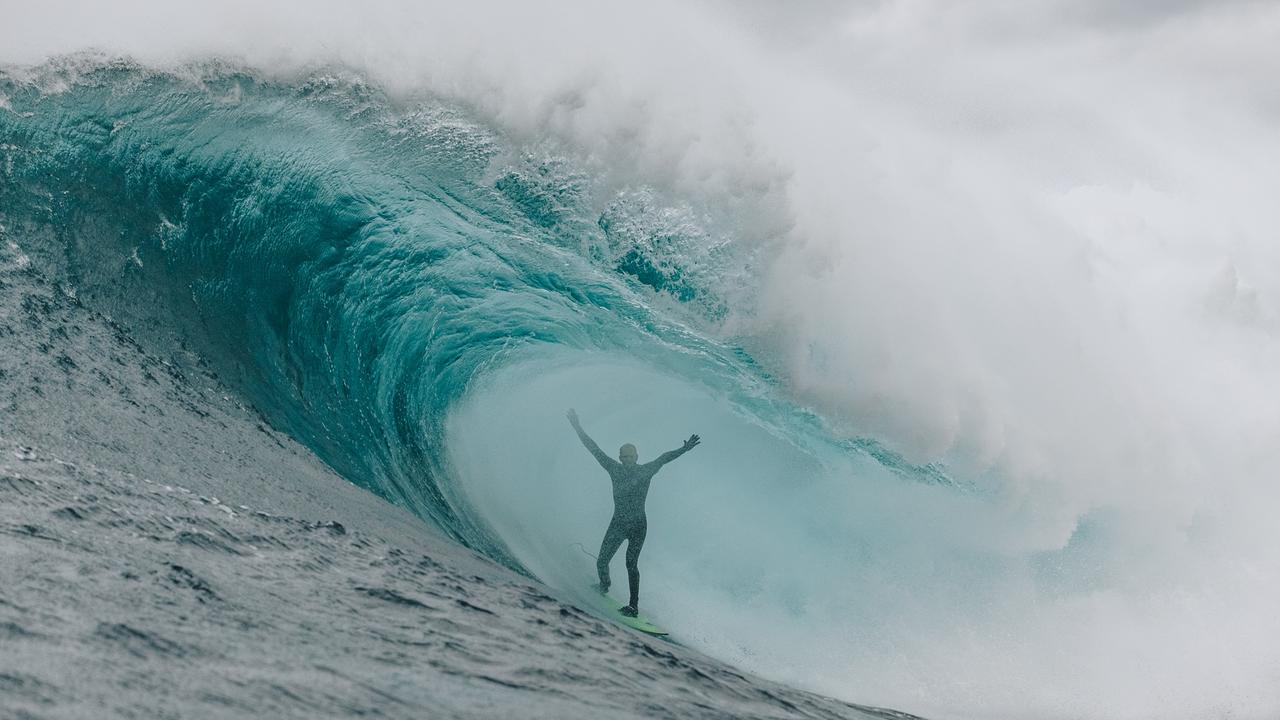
top-left (618, 443), bottom-right (638, 465)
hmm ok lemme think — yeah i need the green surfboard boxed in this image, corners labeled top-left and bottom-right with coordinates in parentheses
top-left (585, 589), bottom-right (668, 637)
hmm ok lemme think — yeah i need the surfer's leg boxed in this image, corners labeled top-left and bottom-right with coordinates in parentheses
top-left (596, 517), bottom-right (626, 591)
top-left (623, 518), bottom-right (648, 612)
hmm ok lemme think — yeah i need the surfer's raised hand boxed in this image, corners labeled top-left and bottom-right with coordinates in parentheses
top-left (683, 434), bottom-right (701, 451)
top-left (566, 408), bottom-right (580, 426)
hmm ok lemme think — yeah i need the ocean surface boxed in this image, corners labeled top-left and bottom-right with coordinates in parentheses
top-left (3, 4), bottom-right (1280, 717)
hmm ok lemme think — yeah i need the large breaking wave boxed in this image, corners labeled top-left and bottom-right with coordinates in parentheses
top-left (0, 57), bottom-right (957, 695)
top-left (4, 5), bottom-right (1280, 711)
top-left (0, 56), bottom-right (936, 531)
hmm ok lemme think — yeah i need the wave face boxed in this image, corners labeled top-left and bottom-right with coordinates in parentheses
top-left (3, 50), bottom-right (1279, 720)
top-left (0, 57), bottom-right (954, 707)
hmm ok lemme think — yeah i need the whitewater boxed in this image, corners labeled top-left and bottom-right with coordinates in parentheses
top-left (3, 2), bottom-right (1280, 719)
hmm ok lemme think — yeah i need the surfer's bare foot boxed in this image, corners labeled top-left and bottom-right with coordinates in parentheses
top-left (592, 582), bottom-right (610, 595)
top-left (619, 604), bottom-right (638, 617)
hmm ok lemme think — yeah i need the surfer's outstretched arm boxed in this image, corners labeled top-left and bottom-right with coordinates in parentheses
top-left (567, 409), bottom-right (616, 470)
top-left (653, 434), bottom-right (700, 468)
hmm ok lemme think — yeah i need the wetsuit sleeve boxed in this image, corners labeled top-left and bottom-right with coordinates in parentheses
top-left (651, 445), bottom-right (690, 468)
top-left (572, 422), bottom-right (617, 471)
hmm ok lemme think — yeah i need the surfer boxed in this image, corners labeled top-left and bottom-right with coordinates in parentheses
top-left (566, 408), bottom-right (700, 617)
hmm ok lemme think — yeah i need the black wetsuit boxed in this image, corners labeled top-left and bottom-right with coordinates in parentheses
top-left (572, 423), bottom-right (691, 610)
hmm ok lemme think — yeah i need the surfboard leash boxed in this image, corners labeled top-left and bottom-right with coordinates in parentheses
top-left (570, 542), bottom-right (598, 561)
